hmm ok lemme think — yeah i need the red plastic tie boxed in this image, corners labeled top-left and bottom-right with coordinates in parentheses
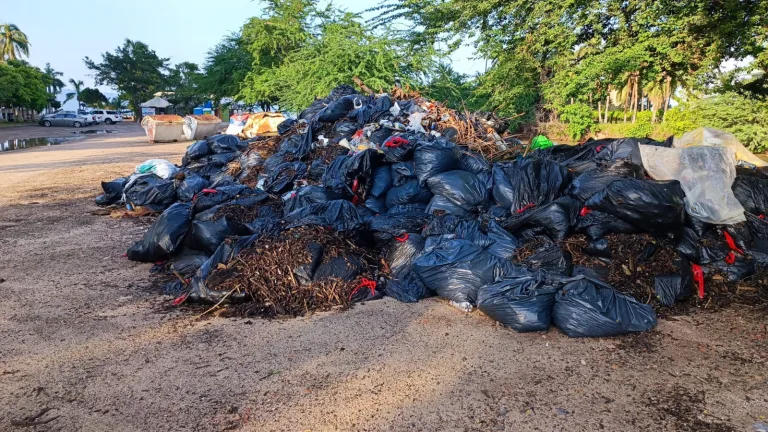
top-left (596, 144), bottom-right (606, 153)
top-left (201, 188), bottom-right (218, 194)
top-left (725, 251), bottom-right (736, 265)
top-left (691, 264), bottom-right (705, 299)
top-left (349, 278), bottom-right (377, 301)
top-left (352, 129), bottom-right (364, 139)
top-left (579, 207), bottom-right (591, 217)
top-left (723, 231), bottom-right (744, 254)
top-left (351, 195), bottom-right (360, 205)
top-left (394, 233), bottom-right (409, 242)
top-left (122, 252), bottom-right (128, 258)
top-left (516, 203), bottom-right (536, 214)
top-left (384, 136), bottom-right (409, 148)
top-left (155, 260), bottom-right (166, 266)
top-left (351, 178), bottom-right (359, 194)
top-left (760, 214), bottom-right (765, 220)
top-left (172, 293), bottom-right (189, 306)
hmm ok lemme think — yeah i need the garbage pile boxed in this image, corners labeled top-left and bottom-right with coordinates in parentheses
top-left (95, 84), bottom-right (768, 338)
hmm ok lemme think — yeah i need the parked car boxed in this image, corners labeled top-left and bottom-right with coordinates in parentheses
top-left (89, 109), bottom-right (123, 124)
top-left (38, 113), bottom-right (93, 127)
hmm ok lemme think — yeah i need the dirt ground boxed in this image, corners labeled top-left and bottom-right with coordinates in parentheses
top-left (0, 124), bottom-right (766, 432)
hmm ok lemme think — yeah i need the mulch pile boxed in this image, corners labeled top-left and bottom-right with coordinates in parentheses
top-left (205, 226), bottom-right (378, 318)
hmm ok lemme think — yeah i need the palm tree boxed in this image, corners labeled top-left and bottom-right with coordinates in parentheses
top-left (43, 63), bottom-right (65, 112)
top-left (68, 78), bottom-right (84, 110)
top-left (0, 23), bottom-right (30, 61)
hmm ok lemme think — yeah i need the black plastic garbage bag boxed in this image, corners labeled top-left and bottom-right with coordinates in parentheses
top-left (502, 197), bottom-right (581, 242)
top-left (392, 162), bottom-right (416, 187)
top-left (209, 134), bottom-right (245, 154)
top-left (674, 226), bottom-right (729, 265)
top-left (284, 186), bottom-right (344, 216)
top-left (333, 121), bottom-right (358, 137)
top-left (413, 239), bottom-right (525, 307)
top-left (317, 94), bottom-right (357, 122)
top-left (382, 135), bottom-right (416, 162)
top-left (427, 170), bottom-right (488, 211)
top-left (566, 160), bottom-right (644, 202)
top-left (182, 140), bottom-right (211, 166)
top-left (186, 207), bottom-right (241, 255)
top-left (585, 179), bottom-right (686, 234)
top-left (186, 234), bottom-right (266, 304)
top-left (384, 271), bottom-right (431, 303)
top-left (364, 197), bottom-right (388, 214)
top-left (95, 177), bottom-right (128, 206)
top-left (322, 155), bottom-right (351, 194)
top-left (422, 214), bottom-right (470, 236)
top-left (594, 137), bottom-right (643, 167)
top-left (552, 276), bottom-right (658, 337)
top-left (127, 203), bottom-right (192, 262)
top-left (655, 264), bottom-right (693, 307)
top-left (522, 243), bottom-right (573, 276)
top-left (369, 165), bottom-right (393, 198)
top-left (387, 203), bottom-right (428, 215)
top-left (313, 255), bottom-right (366, 281)
top-left (492, 158), bottom-right (572, 212)
top-left (368, 215), bottom-right (428, 238)
top-left (458, 149), bottom-right (491, 174)
top-left (486, 220), bottom-right (520, 260)
top-left (704, 255), bottom-right (756, 282)
top-left (193, 184), bottom-right (265, 213)
top-left (386, 233), bottom-right (425, 274)
top-left (732, 175), bottom-right (768, 216)
top-left (385, 179), bottom-right (433, 208)
top-left (277, 118), bottom-right (297, 135)
top-left (284, 200), bottom-right (364, 231)
top-left (369, 127), bottom-right (394, 146)
top-left (414, 139), bottom-right (460, 185)
top-left (477, 276), bottom-right (556, 332)
top-left (575, 210), bottom-right (638, 241)
top-left (170, 248), bottom-right (210, 277)
top-left (263, 161), bottom-right (307, 194)
top-left (426, 195), bottom-right (470, 217)
top-left (176, 173), bottom-right (210, 202)
top-left (124, 175), bottom-right (177, 211)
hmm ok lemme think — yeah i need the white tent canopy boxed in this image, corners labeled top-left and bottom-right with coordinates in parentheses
top-left (140, 97), bottom-right (171, 108)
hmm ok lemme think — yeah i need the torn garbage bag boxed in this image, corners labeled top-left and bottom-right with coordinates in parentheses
top-left (477, 276), bottom-right (557, 332)
top-left (127, 203), bottom-right (192, 262)
top-left (263, 161), bottom-right (307, 194)
top-left (552, 276), bottom-right (657, 338)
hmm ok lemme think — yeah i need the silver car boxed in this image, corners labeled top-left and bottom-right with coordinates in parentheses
top-left (38, 113), bottom-right (92, 128)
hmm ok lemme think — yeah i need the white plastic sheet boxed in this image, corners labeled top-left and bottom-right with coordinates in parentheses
top-left (639, 145), bottom-right (745, 224)
top-left (674, 127), bottom-right (767, 167)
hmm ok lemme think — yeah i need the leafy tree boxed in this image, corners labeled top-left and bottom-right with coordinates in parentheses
top-left (79, 88), bottom-right (109, 108)
top-left (239, 1), bottom-right (432, 112)
top-left (108, 94), bottom-right (128, 110)
top-left (422, 63), bottom-right (483, 111)
top-left (199, 33), bottom-right (252, 110)
top-left (0, 60), bottom-right (48, 111)
top-left (166, 62), bottom-right (205, 114)
top-left (42, 63), bottom-right (64, 112)
top-left (84, 39), bottom-right (170, 119)
top-left (0, 23), bottom-right (30, 61)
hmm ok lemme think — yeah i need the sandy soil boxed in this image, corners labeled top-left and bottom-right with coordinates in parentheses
top-left (0, 125), bottom-right (766, 432)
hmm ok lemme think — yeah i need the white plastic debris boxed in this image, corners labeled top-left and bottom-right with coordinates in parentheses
top-left (407, 112), bottom-right (427, 134)
top-left (390, 102), bottom-right (401, 117)
top-left (134, 159), bottom-right (178, 179)
top-left (640, 145), bottom-right (746, 224)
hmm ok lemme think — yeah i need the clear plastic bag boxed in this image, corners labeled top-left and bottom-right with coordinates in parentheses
top-left (673, 127), bottom-right (767, 167)
top-left (639, 144), bottom-right (745, 224)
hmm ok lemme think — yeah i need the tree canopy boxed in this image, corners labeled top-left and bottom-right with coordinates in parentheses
top-left (198, 33), bottom-right (253, 109)
top-left (0, 23), bottom-right (30, 61)
top-left (80, 88), bottom-right (109, 108)
top-left (84, 39), bottom-right (170, 117)
top-left (0, 60), bottom-right (48, 111)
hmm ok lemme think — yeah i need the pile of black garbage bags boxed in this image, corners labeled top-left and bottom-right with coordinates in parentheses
top-left (95, 85), bottom-right (768, 338)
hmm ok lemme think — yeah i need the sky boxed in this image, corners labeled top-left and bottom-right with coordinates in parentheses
top-left (3, 0), bottom-right (484, 110)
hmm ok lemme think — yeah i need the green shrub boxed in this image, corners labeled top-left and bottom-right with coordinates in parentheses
top-left (559, 103), bottom-right (596, 140)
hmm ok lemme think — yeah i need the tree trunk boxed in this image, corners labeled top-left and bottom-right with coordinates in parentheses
top-left (597, 101), bottom-right (602, 124)
top-left (663, 75), bottom-right (672, 122)
top-left (605, 94), bottom-right (609, 123)
top-left (631, 73), bottom-right (639, 123)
